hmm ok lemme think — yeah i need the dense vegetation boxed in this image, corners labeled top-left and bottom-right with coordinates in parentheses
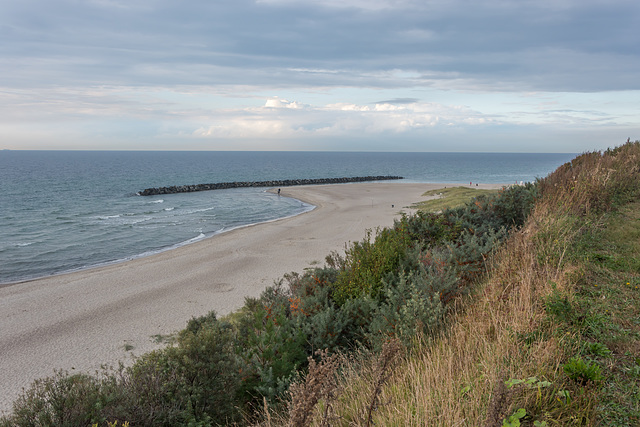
top-left (311, 141), bottom-right (640, 426)
top-left (2, 141), bottom-right (639, 426)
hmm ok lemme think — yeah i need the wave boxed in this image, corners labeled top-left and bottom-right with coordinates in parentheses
top-left (182, 206), bottom-right (215, 215)
top-left (183, 233), bottom-right (206, 244)
top-left (97, 215), bottom-right (152, 225)
top-left (97, 214), bottom-right (121, 220)
top-left (149, 199), bottom-right (164, 204)
top-left (113, 232), bottom-right (210, 262)
top-left (1, 192), bottom-right (314, 285)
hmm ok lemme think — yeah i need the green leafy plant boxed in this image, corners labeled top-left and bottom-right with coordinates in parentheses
top-left (586, 342), bottom-right (612, 358)
top-left (563, 356), bottom-right (603, 384)
top-left (505, 376), bottom-right (552, 390)
top-left (503, 407), bottom-right (526, 427)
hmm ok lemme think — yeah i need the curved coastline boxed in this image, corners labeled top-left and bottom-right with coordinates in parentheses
top-left (0, 191), bottom-right (316, 289)
top-left (0, 182), bottom-right (502, 414)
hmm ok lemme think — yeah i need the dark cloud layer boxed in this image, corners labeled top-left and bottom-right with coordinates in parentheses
top-left (2, 0), bottom-right (639, 91)
top-left (376, 98), bottom-right (420, 105)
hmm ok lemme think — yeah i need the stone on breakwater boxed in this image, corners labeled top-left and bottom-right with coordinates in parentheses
top-left (138, 176), bottom-right (404, 196)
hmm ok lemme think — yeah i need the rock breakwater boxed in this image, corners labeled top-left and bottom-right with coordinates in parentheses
top-left (138, 176), bottom-right (404, 196)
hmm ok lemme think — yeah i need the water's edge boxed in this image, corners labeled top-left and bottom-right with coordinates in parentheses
top-left (0, 192), bottom-right (316, 287)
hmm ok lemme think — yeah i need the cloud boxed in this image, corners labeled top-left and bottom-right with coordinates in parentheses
top-left (3, 0), bottom-right (639, 92)
top-left (191, 98), bottom-right (497, 141)
top-left (1, 0), bottom-right (639, 151)
top-left (264, 98), bottom-right (307, 109)
top-left (375, 98), bottom-right (420, 105)
top-left (256, 0), bottom-right (420, 11)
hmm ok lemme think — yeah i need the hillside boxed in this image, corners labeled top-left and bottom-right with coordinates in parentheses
top-left (289, 142), bottom-right (640, 426)
top-left (2, 142), bottom-right (639, 426)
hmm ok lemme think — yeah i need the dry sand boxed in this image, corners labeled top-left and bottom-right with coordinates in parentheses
top-left (0, 182), bottom-right (501, 414)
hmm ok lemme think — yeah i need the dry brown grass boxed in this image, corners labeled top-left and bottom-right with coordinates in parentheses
top-left (279, 141), bottom-right (640, 427)
top-left (296, 211), bottom-right (581, 426)
top-left (287, 350), bottom-right (341, 427)
top-left (538, 142), bottom-right (640, 216)
top-left (298, 183), bottom-right (599, 425)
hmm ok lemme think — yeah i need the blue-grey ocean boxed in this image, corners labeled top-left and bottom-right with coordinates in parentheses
top-left (0, 151), bottom-right (575, 284)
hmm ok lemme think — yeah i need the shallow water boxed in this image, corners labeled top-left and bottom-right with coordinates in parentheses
top-left (0, 151), bottom-right (574, 283)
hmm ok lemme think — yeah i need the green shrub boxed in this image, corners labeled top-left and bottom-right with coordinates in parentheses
top-left (396, 211), bottom-right (462, 248)
top-left (368, 270), bottom-right (447, 349)
top-left (182, 310), bottom-right (219, 336)
top-left (4, 371), bottom-right (105, 427)
top-left (235, 283), bottom-right (308, 405)
top-left (447, 228), bottom-right (505, 291)
top-left (445, 183), bottom-right (537, 237)
top-left (330, 227), bottom-right (411, 304)
top-left (299, 298), bottom-right (375, 353)
top-left (122, 319), bottom-right (243, 426)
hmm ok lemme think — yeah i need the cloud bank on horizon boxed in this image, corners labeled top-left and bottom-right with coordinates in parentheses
top-left (1, 0), bottom-right (639, 152)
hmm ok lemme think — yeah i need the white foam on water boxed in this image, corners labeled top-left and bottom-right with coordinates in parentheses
top-left (182, 206), bottom-right (215, 215)
top-left (97, 214), bottom-right (121, 220)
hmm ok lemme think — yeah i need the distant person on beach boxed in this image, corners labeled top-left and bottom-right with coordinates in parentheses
top-left (277, 188), bottom-right (281, 195)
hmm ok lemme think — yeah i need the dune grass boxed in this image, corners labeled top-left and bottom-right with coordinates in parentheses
top-left (287, 142), bottom-right (640, 427)
top-left (412, 186), bottom-right (500, 212)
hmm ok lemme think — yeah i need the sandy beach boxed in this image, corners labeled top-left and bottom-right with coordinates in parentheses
top-left (0, 182), bottom-right (501, 414)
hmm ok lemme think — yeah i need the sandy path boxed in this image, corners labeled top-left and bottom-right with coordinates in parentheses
top-left (0, 182), bottom-right (500, 414)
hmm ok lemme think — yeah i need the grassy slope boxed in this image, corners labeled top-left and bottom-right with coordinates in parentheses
top-left (412, 186), bottom-right (500, 212)
top-left (302, 143), bottom-right (640, 426)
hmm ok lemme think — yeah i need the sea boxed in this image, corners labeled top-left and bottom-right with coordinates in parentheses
top-left (0, 151), bottom-right (576, 284)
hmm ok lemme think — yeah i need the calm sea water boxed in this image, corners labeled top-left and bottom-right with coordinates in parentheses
top-left (0, 151), bottom-right (575, 284)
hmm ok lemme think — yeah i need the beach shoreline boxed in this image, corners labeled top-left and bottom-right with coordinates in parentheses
top-left (0, 182), bottom-right (502, 414)
top-left (0, 196), bottom-right (316, 290)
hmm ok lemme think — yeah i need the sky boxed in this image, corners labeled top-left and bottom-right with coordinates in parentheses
top-left (1, 0), bottom-right (639, 152)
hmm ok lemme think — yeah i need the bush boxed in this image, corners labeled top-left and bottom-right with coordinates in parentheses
top-left (447, 228), bottom-right (505, 292)
top-left (330, 227), bottom-right (412, 304)
top-left (444, 183), bottom-right (537, 237)
top-left (234, 282), bottom-right (308, 405)
top-left (396, 211), bottom-right (462, 248)
top-left (368, 270), bottom-right (447, 349)
top-left (4, 371), bottom-right (105, 427)
top-left (122, 318), bottom-right (243, 425)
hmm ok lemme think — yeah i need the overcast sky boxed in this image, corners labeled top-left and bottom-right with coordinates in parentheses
top-left (1, 0), bottom-right (639, 152)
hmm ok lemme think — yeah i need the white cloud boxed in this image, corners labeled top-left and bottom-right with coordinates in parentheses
top-left (264, 97), bottom-right (306, 109)
top-left (191, 98), bottom-right (495, 140)
top-left (2, 0), bottom-right (639, 150)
